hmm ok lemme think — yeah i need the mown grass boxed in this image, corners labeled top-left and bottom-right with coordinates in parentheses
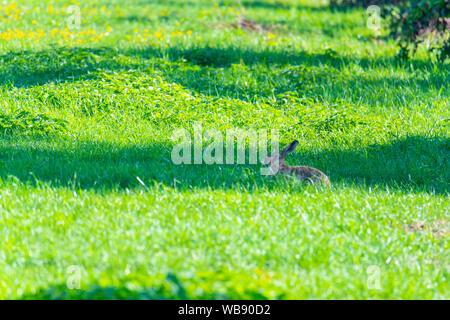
top-left (0, 0), bottom-right (448, 299)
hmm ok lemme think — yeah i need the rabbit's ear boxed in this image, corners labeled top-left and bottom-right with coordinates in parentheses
top-left (280, 140), bottom-right (299, 158)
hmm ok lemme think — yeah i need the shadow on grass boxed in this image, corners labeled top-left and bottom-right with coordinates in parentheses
top-left (0, 134), bottom-right (447, 193)
top-left (0, 46), bottom-right (338, 87)
top-left (0, 46), bottom-right (446, 105)
top-left (303, 135), bottom-right (449, 194)
top-left (240, 0), bottom-right (354, 12)
top-left (19, 275), bottom-right (189, 300)
top-left (0, 47), bottom-right (130, 87)
top-left (20, 284), bottom-right (193, 300)
top-left (0, 45), bottom-right (442, 83)
top-left (241, 0), bottom-right (306, 11)
top-left (114, 15), bottom-right (154, 24)
top-left (241, 1), bottom-right (356, 12)
top-left (18, 272), bottom-right (274, 300)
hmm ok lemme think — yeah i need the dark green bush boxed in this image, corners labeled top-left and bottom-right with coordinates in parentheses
top-left (385, 0), bottom-right (449, 60)
top-left (330, 0), bottom-right (449, 60)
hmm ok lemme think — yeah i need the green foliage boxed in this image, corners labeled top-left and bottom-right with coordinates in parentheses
top-left (385, 0), bottom-right (449, 60)
top-left (330, 0), bottom-right (450, 60)
top-left (0, 110), bottom-right (67, 135)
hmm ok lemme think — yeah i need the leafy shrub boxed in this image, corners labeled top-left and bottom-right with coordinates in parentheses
top-left (385, 0), bottom-right (449, 60)
top-left (330, 0), bottom-right (450, 60)
top-left (0, 110), bottom-right (67, 135)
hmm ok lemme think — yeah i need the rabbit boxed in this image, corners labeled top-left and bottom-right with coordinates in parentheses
top-left (264, 140), bottom-right (330, 186)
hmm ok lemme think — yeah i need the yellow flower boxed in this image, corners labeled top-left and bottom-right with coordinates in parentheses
top-left (32, 20), bottom-right (37, 24)
top-left (186, 30), bottom-right (192, 36)
top-left (155, 31), bottom-right (162, 39)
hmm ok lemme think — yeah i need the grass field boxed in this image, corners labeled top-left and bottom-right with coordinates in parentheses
top-left (0, 0), bottom-right (448, 299)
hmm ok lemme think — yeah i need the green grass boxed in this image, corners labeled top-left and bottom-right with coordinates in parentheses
top-left (0, 0), bottom-right (448, 299)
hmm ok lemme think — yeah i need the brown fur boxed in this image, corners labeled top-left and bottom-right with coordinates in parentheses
top-left (281, 164), bottom-right (330, 186)
top-left (265, 140), bottom-right (330, 187)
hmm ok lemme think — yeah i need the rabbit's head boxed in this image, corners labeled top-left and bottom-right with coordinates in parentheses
top-left (264, 140), bottom-right (299, 169)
